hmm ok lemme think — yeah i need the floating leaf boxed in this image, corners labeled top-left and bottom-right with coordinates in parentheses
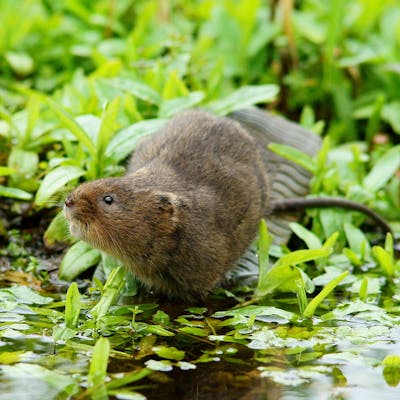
top-left (213, 305), bottom-right (295, 323)
top-left (153, 346), bottom-right (185, 361)
top-left (144, 359), bottom-right (173, 372)
top-left (0, 363), bottom-right (78, 399)
top-left (0, 286), bottom-right (53, 305)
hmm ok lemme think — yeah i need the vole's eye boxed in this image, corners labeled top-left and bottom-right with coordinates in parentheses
top-left (103, 195), bottom-right (114, 205)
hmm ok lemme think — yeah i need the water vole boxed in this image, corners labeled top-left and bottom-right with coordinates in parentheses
top-left (64, 109), bottom-right (391, 300)
top-left (64, 110), bottom-right (269, 300)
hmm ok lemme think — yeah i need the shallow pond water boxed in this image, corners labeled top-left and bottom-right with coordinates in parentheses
top-left (1, 278), bottom-right (400, 400)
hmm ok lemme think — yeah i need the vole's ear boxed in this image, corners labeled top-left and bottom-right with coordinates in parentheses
top-left (154, 192), bottom-right (183, 233)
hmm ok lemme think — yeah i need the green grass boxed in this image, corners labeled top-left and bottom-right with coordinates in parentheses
top-left (1, 1), bottom-right (400, 399)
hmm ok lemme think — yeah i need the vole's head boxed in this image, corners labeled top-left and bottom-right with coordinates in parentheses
top-left (64, 177), bottom-right (182, 260)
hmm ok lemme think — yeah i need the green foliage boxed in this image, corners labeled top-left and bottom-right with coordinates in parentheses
top-left (1, 1), bottom-right (400, 398)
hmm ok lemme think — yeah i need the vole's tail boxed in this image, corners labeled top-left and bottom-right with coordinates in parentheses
top-left (229, 108), bottom-right (322, 244)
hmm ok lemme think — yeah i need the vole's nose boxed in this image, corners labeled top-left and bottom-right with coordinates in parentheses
top-left (64, 196), bottom-right (74, 208)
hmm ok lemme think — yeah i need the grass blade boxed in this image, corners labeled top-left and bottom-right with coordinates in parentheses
top-left (45, 96), bottom-right (96, 156)
top-left (303, 271), bottom-right (348, 318)
top-left (256, 219), bottom-right (272, 297)
top-left (90, 266), bottom-right (126, 319)
top-left (268, 143), bottom-right (316, 174)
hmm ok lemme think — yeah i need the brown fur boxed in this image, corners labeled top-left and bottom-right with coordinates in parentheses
top-left (64, 111), bottom-right (269, 301)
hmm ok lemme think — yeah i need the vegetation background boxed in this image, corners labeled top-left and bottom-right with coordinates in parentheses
top-left (0, 1), bottom-right (400, 399)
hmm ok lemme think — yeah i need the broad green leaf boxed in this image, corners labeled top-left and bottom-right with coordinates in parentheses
top-left (372, 246), bottom-right (394, 277)
top-left (268, 143), bottom-right (316, 173)
top-left (75, 114), bottom-right (101, 143)
top-left (105, 78), bottom-right (161, 105)
top-left (59, 241), bottom-right (102, 280)
top-left (207, 84), bottom-right (279, 115)
top-left (8, 148), bottom-right (39, 177)
top-left (0, 350), bottom-right (28, 365)
top-left (343, 222), bottom-right (371, 260)
top-left (43, 211), bottom-right (70, 248)
top-left (382, 102), bottom-right (400, 134)
top-left (290, 222), bottom-right (322, 249)
top-left (5, 51), bottom-right (34, 76)
top-left (35, 165), bottom-right (85, 206)
top-left (45, 97), bottom-right (96, 155)
top-left (65, 282), bottom-right (81, 329)
top-left (158, 91), bottom-right (205, 118)
top-left (363, 145), bottom-right (400, 191)
top-left (0, 286), bottom-right (53, 305)
top-left (274, 248), bottom-right (332, 269)
top-left (106, 118), bottom-right (166, 163)
top-left (303, 271), bottom-right (349, 317)
top-left (256, 248), bottom-right (330, 297)
top-left (178, 326), bottom-right (209, 337)
top-left (143, 324), bottom-right (175, 337)
top-left (0, 185), bottom-right (32, 200)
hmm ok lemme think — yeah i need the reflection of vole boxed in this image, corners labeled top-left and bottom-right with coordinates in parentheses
top-left (64, 109), bottom-right (391, 301)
